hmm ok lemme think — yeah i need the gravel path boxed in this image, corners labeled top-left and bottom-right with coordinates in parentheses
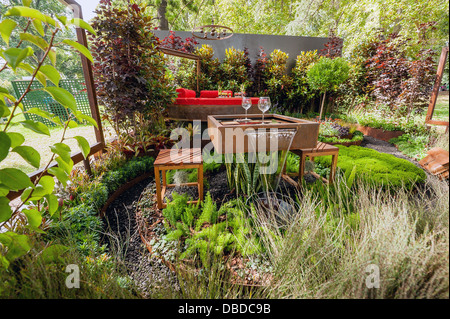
top-left (360, 136), bottom-right (425, 170)
top-left (101, 178), bottom-right (178, 298)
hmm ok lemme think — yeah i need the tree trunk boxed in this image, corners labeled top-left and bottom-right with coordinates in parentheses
top-left (319, 91), bottom-right (327, 119)
top-left (157, 0), bottom-right (169, 30)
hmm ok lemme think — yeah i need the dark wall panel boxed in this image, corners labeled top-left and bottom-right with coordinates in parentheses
top-left (153, 31), bottom-right (329, 71)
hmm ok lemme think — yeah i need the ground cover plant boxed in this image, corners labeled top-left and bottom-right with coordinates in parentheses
top-left (313, 145), bottom-right (427, 189)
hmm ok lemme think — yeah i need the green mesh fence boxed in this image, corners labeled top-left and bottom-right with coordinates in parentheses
top-left (12, 79), bottom-right (93, 127)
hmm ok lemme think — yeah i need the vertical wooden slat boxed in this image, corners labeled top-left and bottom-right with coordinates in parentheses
top-left (59, 0), bottom-right (105, 149)
top-left (425, 46), bottom-right (449, 124)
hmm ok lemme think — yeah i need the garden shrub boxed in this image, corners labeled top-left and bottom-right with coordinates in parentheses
top-left (220, 47), bottom-right (253, 93)
top-left (314, 145), bottom-right (426, 189)
top-left (90, 1), bottom-right (176, 154)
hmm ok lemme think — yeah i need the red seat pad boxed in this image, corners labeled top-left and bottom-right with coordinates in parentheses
top-left (175, 97), bottom-right (260, 105)
top-left (199, 90), bottom-right (233, 98)
top-left (176, 88), bottom-right (196, 98)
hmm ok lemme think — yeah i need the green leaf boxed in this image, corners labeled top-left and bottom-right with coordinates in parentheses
top-left (66, 120), bottom-right (78, 128)
top-left (43, 87), bottom-right (76, 112)
top-left (55, 156), bottom-right (73, 174)
top-left (0, 185), bottom-right (9, 197)
top-left (21, 185), bottom-right (46, 202)
top-left (62, 39), bottom-right (94, 62)
top-left (39, 65), bottom-right (60, 86)
top-left (25, 107), bottom-right (54, 121)
top-left (0, 103), bottom-right (11, 117)
top-left (48, 167), bottom-right (68, 187)
top-left (0, 132), bottom-right (11, 162)
top-left (56, 15), bottom-right (67, 26)
top-left (12, 145), bottom-right (40, 168)
top-left (16, 63), bottom-right (47, 87)
top-left (0, 19), bottom-right (17, 46)
top-left (45, 194), bottom-right (58, 216)
top-left (73, 111), bottom-right (98, 128)
top-left (50, 143), bottom-right (71, 163)
top-left (38, 175), bottom-right (55, 194)
top-left (73, 136), bottom-right (90, 159)
top-left (68, 18), bottom-right (97, 36)
top-left (47, 49), bottom-right (57, 66)
top-left (19, 33), bottom-right (48, 51)
top-left (1, 47), bottom-right (34, 70)
top-left (5, 6), bottom-right (48, 24)
top-left (0, 168), bottom-right (33, 191)
top-left (32, 19), bottom-right (45, 36)
top-left (0, 232), bottom-right (31, 262)
top-left (23, 209), bottom-right (42, 230)
top-left (0, 197), bottom-right (12, 223)
top-left (20, 120), bottom-right (50, 136)
top-left (7, 132), bottom-right (25, 148)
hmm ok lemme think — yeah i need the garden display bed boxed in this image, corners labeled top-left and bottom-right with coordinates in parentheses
top-left (208, 114), bottom-right (320, 154)
top-left (356, 125), bottom-right (405, 142)
top-left (134, 171), bottom-right (274, 288)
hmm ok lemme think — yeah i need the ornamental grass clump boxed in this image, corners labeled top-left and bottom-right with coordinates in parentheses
top-left (255, 175), bottom-right (449, 298)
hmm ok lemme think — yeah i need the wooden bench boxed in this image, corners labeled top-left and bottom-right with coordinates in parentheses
top-left (282, 142), bottom-right (339, 185)
top-left (154, 148), bottom-right (204, 209)
top-left (419, 147), bottom-right (449, 180)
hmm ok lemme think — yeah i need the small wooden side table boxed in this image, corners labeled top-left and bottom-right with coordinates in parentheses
top-left (283, 142), bottom-right (339, 185)
top-left (154, 148), bottom-right (204, 209)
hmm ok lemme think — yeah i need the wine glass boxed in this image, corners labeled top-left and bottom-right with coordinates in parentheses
top-left (242, 97), bottom-right (252, 121)
top-left (258, 97), bottom-right (271, 123)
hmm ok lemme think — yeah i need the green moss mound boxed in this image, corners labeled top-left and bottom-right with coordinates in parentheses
top-left (315, 145), bottom-right (426, 189)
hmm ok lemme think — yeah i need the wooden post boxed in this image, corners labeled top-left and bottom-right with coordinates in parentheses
top-left (154, 166), bottom-right (163, 210)
top-left (60, 0), bottom-right (106, 150)
top-left (425, 46), bottom-right (449, 125)
top-left (198, 164), bottom-right (203, 200)
top-left (83, 157), bottom-right (92, 176)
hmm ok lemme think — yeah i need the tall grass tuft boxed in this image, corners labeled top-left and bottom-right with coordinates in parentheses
top-left (251, 175), bottom-right (449, 299)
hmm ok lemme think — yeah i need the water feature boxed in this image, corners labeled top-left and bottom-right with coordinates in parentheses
top-left (244, 128), bottom-right (297, 192)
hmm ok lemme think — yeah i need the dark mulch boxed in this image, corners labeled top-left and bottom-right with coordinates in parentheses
top-left (100, 178), bottom-right (178, 298)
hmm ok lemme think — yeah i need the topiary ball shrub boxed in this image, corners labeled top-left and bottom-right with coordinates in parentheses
top-left (315, 145), bottom-right (426, 189)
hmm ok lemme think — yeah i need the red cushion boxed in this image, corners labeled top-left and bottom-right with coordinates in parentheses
top-left (175, 97), bottom-right (259, 105)
top-left (199, 90), bottom-right (218, 98)
top-left (176, 88), bottom-right (196, 98)
top-left (199, 90), bottom-right (234, 98)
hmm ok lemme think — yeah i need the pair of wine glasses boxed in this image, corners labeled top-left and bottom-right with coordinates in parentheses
top-left (241, 96), bottom-right (270, 122)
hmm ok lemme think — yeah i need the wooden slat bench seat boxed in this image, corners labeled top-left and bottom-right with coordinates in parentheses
top-left (154, 148), bottom-right (204, 209)
top-left (282, 142), bottom-right (339, 186)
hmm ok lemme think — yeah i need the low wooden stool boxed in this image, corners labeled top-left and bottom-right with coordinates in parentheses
top-left (154, 148), bottom-right (203, 209)
top-left (283, 142), bottom-right (339, 185)
top-left (419, 147), bottom-right (449, 180)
